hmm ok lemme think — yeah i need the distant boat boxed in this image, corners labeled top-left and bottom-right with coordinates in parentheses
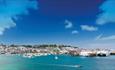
top-left (23, 53), bottom-right (33, 58)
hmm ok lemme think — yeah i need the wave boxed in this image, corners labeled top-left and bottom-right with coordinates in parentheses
top-left (36, 63), bottom-right (81, 68)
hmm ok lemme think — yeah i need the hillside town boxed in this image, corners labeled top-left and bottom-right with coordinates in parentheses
top-left (0, 44), bottom-right (115, 58)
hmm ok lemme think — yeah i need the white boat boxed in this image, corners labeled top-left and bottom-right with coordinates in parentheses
top-left (23, 53), bottom-right (33, 58)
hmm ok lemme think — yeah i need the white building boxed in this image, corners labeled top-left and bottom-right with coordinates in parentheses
top-left (79, 50), bottom-right (92, 57)
top-left (97, 50), bottom-right (110, 56)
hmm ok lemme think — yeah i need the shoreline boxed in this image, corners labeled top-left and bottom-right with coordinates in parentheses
top-left (0, 52), bottom-right (115, 59)
top-left (0, 44), bottom-right (115, 58)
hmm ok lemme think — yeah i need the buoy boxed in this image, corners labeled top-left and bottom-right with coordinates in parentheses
top-left (55, 56), bottom-right (58, 60)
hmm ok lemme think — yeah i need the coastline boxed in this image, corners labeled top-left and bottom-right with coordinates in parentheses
top-left (0, 44), bottom-right (115, 58)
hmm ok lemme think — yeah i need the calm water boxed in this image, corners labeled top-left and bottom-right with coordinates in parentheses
top-left (0, 55), bottom-right (115, 70)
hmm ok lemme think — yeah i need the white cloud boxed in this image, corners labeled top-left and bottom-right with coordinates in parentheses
top-left (100, 35), bottom-right (115, 40)
top-left (0, 16), bottom-right (16, 35)
top-left (64, 20), bottom-right (73, 29)
top-left (86, 43), bottom-right (115, 49)
top-left (95, 34), bottom-right (115, 40)
top-left (72, 30), bottom-right (78, 34)
top-left (80, 25), bottom-right (98, 31)
top-left (0, 0), bottom-right (38, 35)
top-left (96, 0), bottom-right (115, 25)
top-left (95, 34), bottom-right (103, 40)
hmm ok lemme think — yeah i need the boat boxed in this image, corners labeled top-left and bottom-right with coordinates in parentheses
top-left (23, 53), bottom-right (33, 58)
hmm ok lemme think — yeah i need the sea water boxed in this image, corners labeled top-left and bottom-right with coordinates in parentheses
top-left (0, 55), bottom-right (115, 70)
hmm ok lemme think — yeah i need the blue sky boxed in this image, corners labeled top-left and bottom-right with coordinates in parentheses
top-left (0, 0), bottom-right (115, 49)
